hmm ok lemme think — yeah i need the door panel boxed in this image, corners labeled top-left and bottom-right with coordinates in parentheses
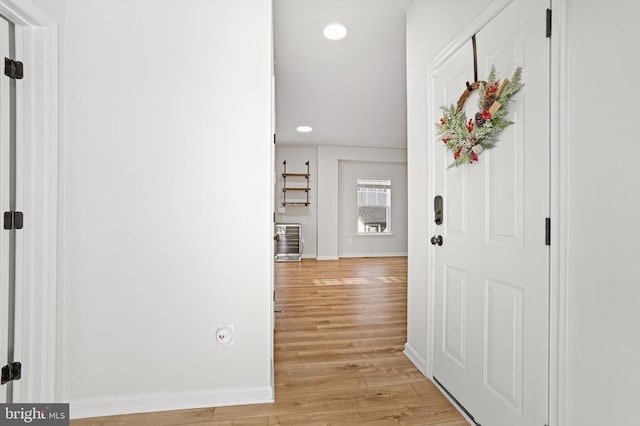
top-left (432, 1), bottom-right (550, 425)
top-left (444, 155), bottom-right (468, 238)
top-left (442, 68), bottom-right (471, 239)
top-left (442, 265), bottom-right (468, 368)
top-left (485, 97), bottom-right (524, 246)
top-left (484, 277), bottom-right (524, 412)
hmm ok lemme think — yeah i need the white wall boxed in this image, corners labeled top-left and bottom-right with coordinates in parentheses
top-left (27, 0), bottom-right (65, 24)
top-left (58, 0), bottom-right (273, 418)
top-left (405, 0), bottom-right (493, 370)
top-left (338, 161), bottom-right (407, 257)
top-left (317, 146), bottom-right (406, 260)
top-left (275, 146), bottom-right (317, 258)
top-left (565, 1), bottom-right (640, 424)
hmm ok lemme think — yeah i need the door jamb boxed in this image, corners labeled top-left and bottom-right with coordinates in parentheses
top-left (0, 0), bottom-right (58, 403)
top-left (548, 1), bottom-right (570, 424)
top-left (424, 1), bottom-right (569, 425)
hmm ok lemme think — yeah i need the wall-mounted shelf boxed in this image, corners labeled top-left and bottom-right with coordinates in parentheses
top-left (282, 160), bottom-right (310, 206)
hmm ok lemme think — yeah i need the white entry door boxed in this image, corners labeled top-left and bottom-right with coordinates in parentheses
top-left (431, 1), bottom-right (550, 425)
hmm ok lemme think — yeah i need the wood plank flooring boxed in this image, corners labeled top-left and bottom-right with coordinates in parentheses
top-left (71, 257), bottom-right (464, 425)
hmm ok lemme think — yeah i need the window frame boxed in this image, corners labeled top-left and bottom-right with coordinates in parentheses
top-left (356, 177), bottom-right (392, 234)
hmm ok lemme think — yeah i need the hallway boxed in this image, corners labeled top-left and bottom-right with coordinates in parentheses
top-left (212, 257), bottom-right (464, 424)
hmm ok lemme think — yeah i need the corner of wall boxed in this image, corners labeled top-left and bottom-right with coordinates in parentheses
top-left (404, 343), bottom-right (427, 376)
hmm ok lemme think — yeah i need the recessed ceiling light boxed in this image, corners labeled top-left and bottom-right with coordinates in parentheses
top-left (323, 23), bottom-right (348, 41)
top-left (296, 125), bottom-right (313, 133)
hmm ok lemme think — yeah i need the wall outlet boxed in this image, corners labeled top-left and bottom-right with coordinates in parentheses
top-left (215, 325), bottom-right (234, 346)
top-left (347, 238), bottom-right (353, 245)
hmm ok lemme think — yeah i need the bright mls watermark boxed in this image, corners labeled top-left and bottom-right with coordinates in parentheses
top-left (0, 404), bottom-right (69, 425)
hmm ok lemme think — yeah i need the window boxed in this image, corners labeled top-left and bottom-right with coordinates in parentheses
top-left (357, 178), bottom-right (391, 233)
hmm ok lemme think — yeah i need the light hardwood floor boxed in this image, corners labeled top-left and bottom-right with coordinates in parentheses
top-left (71, 257), bottom-right (464, 425)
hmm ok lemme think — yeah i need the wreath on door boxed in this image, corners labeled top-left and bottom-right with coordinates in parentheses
top-left (436, 66), bottom-right (523, 166)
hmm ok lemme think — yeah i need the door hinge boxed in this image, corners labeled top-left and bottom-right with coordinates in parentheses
top-left (546, 8), bottom-right (552, 38)
top-left (4, 57), bottom-right (24, 80)
top-left (1, 361), bottom-right (22, 385)
top-left (3, 211), bottom-right (24, 230)
top-left (545, 217), bottom-right (551, 245)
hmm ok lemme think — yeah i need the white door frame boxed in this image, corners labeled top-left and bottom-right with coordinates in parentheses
top-left (0, 0), bottom-right (58, 403)
top-left (424, 0), bottom-right (570, 425)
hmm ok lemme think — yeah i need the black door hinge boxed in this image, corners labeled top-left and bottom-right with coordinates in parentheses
top-left (546, 8), bottom-right (552, 38)
top-left (4, 211), bottom-right (24, 230)
top-left (1, 362), bottom-right (22, 385)
top-left (545, 218), bottom-right (551, 245)
top-left (4, 58), bottom-right (24, 80)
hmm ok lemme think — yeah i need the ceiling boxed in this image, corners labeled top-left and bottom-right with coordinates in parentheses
top-left (273, 0), bottom-right (413, 149)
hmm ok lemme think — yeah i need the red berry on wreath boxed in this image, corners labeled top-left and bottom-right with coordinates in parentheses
top-left (454, 147), bottom-right (462, 160)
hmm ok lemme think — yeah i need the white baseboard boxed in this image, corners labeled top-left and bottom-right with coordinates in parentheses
top-left (404, 343), bottom-right (427, 376)
top-left (339, 252), bottom-right (408, 258)
top-left (301, 253), bottom-right (316, 259)
top-left (68, 386), bottom-right (274, 420)
top-left (315, 256), bottom-right (339, 260)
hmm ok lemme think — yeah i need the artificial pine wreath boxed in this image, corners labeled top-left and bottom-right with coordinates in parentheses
top-left (437, 66), bottom-right (524, 166)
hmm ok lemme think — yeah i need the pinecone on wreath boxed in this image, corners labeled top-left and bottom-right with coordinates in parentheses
top-left (484, 94), bottom-right (496, 110)
top-left (475, 112), bottom-right (485, 127)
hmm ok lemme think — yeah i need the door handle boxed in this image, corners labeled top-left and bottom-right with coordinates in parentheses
top-left (430, 235), bottom-right (443, 246)
top-left (434, 195), bottom-right (443, 225)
